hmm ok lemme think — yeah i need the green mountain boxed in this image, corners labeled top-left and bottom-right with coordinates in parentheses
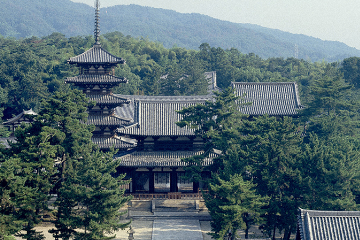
top-left (1, 0), bottom-right (359, 62)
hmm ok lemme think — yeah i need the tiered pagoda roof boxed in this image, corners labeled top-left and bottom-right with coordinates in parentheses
top-left (65, 75), bottom-right (127, 84)
top-left (87, 94), bottom-right (130, 107)
top-left (65, 0), bottom-right (132, 150)
top-left (68, 44), bottom-right (125, 65)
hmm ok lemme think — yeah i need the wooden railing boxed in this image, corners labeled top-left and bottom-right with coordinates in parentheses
top-left (125, 192), bottom-right (204, 200)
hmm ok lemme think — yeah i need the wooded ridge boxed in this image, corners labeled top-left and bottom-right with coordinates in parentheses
top-left (0, 0), bottom-right (359, 62)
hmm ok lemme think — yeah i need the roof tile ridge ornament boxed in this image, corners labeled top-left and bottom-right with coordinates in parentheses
top-left (94, 0), bottom-right (101, 47)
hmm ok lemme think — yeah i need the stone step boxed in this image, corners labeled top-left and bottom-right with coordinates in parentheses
top-left (130, 211), bottom-right (212, 221)
top-left (154, 207), bottom-right (197, 212)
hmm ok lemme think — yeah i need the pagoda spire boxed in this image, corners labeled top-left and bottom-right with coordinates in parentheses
top-left (94, 0), bottom-right (101, 46)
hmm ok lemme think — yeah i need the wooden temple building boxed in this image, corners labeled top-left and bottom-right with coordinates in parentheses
top-left (3, 1), bottom-right (303, 196)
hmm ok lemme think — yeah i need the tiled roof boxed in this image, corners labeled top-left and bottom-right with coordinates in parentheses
top-left (92, 136), bottom-right (136, 149)
top-left (86, 114), bottom-right (133, 126)
top-left (0, 137), bottom-right (16, 148)
top-left (87, 94), bottom-right (130, 105)
top-left (232, 82), bottom-right (303, 115)
top-left (65, 75), bottom-right (127, 84)
top-left (297, 208), bottom-right (360, 240)
top-left (115, 150), bottom-right (216, 167)
top-left (114, 82), bottom-right (302, 137)
top-left (68, 45), bottom-right (125, 64)
top-left (3, 109), bottom-right (37, 125)
top-left (115, 95), bottom-right (213, 136)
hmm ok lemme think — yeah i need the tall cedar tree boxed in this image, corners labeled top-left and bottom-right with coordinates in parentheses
top-left (243, 116), bottom-right (303, 240)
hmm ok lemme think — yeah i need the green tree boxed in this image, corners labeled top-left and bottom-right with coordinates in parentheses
top-left (341, 57), bottom-right (360, 88)
top-left (0, 156), bottom-right (26, 240)
top-left (299, 134), bottom-right (360, 211)
top-left (205, 174), bottom-right (267, 240)
top-left (51, 150), bottom-right (132, 240)
top-left (302, 67), bottom-right (357, 139)
top-left (177, 88), bottom-right (268, 238)
top-left (242, 116), bottom-right (303, 240)
top-left (1, 89), bottom-right (91, 239)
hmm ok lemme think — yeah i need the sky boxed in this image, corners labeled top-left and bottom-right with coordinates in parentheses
top-left (70, 0), bottom-right (360, 50)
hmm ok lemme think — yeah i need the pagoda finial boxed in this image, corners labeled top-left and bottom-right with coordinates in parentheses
top-left (94, 0), bottom-right (101, 46)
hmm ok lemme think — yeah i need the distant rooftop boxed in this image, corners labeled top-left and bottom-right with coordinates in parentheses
top-left (232, 82), bottom-right (303, 116)
top-left (3, 109), bottom-right (37, 125)
top-left (297, 208), bottom-right (360, 240)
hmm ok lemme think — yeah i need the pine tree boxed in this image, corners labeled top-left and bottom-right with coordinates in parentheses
top-left (245, 116), bottom-right (303, 240)
top-left (1, 89), bottom-right (96, 239)
top-left (0, 156), bottom-right (26, 240)
top-left (299, 134), bottom-right (360, 211)
top-left (205, 174), bottom-right (267, 240)
top-left (53, 150), bottom-right (132, 240)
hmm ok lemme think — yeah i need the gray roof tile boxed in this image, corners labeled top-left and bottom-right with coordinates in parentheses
top-left (115, 150), bottom-right (216, 167)
top-left (88, 94), bottom-right (130, 105)
top-left (92, 136), bottom-right (136, 149)
top-left (297, 208), bottom-right (360, 240)
top-left (68, 45), bottom-right (125, 64)
top-left (115, 96), bottom-right (213, 136)
top-left (65, 75), bottom-right (127, 84)
top-left (0, 137), bottom-right (16, 148)
top-left (3, 109), bottom-right (37, 125)
top-left (114, 82), bottom-right (302, 137)
top-left (232, 82), bottom-right (303, 115)
top-left (86, 114), bottom-right (133, 126)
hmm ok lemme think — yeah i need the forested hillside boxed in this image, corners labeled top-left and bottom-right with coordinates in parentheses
top-left (0, 0), bottom-right (359, 62)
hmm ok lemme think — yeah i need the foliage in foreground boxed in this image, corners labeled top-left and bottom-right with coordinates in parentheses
top-left (0, 89), bottom-right (131, 240)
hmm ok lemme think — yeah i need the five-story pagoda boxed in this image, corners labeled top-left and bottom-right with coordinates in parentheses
top-left (65, 0), bottom-right (136, 150)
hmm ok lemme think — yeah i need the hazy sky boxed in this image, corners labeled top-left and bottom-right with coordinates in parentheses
top-left (71, 0), bottom-right (360, 50)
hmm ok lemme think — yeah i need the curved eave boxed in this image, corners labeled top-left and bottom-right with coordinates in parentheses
top-left (86, 115), bottom-right (133, 126)
top-left (65, 75), bottom-right (127, 84)
top-left (92, 137), bottom-right (136, 149)
top-left (3, 109), bottom-right (37, 125)
top-left (88, 94), bottom-right (131, 105)
top-left (68, 45), bottom-right (125, 65)
top-left (115, 151), bottom-right (217, 167)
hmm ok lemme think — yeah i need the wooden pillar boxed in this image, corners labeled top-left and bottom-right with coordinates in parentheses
top-left (170, 168), bottom-right (177, 192)
top-left (193, 181), bottom-right (199, 193)
top-left (149, 168), bottom-right (154, 193)
top-left (131, 169), bottom-right (136, 193)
